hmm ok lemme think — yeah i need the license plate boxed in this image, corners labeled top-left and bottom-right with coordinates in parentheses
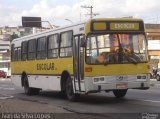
top-left (116, 83), bottom-right (128, 89)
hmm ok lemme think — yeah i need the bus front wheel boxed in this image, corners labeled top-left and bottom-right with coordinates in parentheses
top-left (66, 77), bottom-right (77, 101)
top-left (113, 89), bottom-right (127, 98)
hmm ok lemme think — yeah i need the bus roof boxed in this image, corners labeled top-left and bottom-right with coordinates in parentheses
top-left (12, 22), bottom-right (85, 46)
top-left (88, 17), bottom-right (143, 21)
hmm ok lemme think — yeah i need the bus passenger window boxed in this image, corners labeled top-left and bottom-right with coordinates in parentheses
top-left (47, 34), bottom-right (58, 58)
top-left (60, 31), bottom-right (73, 57)
top-left (17, 48), bottom-right (21, 61)
top-left (14, 48), bottom-right (21, 61)
top-left (14, 49), bottom-right (18, 61)
top-left (28, 39), bottom-right (36, 60)
top-left (21, 41), bottom-right (28, 61)
top-left (11, 44), bottom-right (15, 61)
top-left (37, 37), bottom-right (47, 59)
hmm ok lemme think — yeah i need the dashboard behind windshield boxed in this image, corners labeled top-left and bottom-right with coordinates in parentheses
top-left (86, 34), bottom-right (148, 65)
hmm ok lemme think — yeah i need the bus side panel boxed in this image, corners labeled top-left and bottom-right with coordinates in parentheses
top-left (11, 75), bottom-right (22, 89)
top-left (11, 58), bottom-right (74, 91)
top-left (28, 75), bottom-right (61, 91)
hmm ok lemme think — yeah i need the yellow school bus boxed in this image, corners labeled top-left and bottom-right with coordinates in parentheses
top-left (11, 18), bottom-right (150, 101)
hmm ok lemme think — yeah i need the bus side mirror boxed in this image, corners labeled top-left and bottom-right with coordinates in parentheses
top-left (145, 33), bottom-right (148, 46)
top-left (80, 37), bottom-right (86, 47)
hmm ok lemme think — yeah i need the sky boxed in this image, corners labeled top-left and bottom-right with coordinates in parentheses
top-left (0, 0), bottom-right (160, 27)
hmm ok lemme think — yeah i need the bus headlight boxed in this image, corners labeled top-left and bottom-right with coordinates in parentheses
top-left (137, 75), bottom-right (146, 79)
top-left (136, 75), bottom-right (147, 81)
top-left (93, 77), bottom-right (105, 83)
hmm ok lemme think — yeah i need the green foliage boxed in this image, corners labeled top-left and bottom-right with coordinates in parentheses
top-left (11, 32), bottom-right (19, 41)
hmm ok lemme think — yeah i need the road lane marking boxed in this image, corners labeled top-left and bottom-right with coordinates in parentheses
top-left (136, 99), bottom-right (160, 103)
top-left (0, 87), bottom-right (15, 90)
top-left (150, 79), bottom-right (157, 81)
top-left (0, 78), bottom-right (11, 81)
top-left (0, 94), bottom-right (14, 100)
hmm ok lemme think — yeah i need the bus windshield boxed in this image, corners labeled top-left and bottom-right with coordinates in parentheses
top-left (86, 33), bottom-right (148, 65)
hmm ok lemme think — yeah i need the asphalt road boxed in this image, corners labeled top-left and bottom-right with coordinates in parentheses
top-left (0, 78), bottom-right (160, 119)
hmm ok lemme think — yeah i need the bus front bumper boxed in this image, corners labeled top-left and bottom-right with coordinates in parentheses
top-left (84, 75), bottom-right (150, 94)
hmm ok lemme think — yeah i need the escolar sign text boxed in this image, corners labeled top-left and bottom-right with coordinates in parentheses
top-left (37, 63), bottom-right (54, 70)
top-left (110, 23), bottom-right (139, 30)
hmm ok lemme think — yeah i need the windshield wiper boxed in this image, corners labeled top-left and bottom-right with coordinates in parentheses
top-left (125, 56), bottom-right (138, 64)
top-left (116, 34), bottom-right (139, 65)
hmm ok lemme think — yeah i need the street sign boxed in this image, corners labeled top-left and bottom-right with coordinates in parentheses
top-left (22, 16), bottom-right (42, 27)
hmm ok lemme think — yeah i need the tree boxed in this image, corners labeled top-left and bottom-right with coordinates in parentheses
top-left (11, 32), bottom-right (19, 41)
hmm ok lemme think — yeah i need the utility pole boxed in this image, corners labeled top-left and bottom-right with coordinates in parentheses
top-left (81, 5), bottom-right (99, 19)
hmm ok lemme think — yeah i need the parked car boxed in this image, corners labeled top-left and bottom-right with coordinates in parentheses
top-left (0, 70), bottom-right (6, 78)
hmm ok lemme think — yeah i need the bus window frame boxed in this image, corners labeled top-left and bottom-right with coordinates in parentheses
top-left (59, 30), bottom-right (73, 58)
top-left (36, 36), bottom-right (47, 60)
top-left (14, 48), bottom-right (18, 61)
top-left (13, 47), bottom-right (21, 61)
top-left (11, 44), bottom-right (15, 62)
top-left (21, 41), bottom-right (28, 61)
top-left (27, 39), bottom-right (36, 60)
top-left (47, 33), bottom-right (59, 59)
top-left (17, 47), bottom-right (21, 61)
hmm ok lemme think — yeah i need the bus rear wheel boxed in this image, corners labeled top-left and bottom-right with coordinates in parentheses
top-left (23, 76), bottom-right (40, 95)
top-left (66, 77), bottom-right (77, 101)
top-left (113, 89), bottom-right (127, 98)
top-left (24, 76), bottom-right (31, 95)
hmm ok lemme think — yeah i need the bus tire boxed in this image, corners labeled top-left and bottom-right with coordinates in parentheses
top-left (66, 77), bottom-right (77, 101)
top-left (113, 89), bottom-right (127, 98)
top-left (32, 88), bottom-right (40, 95)
top-left (23, 75), bottom-right (40, 95)
top-left (23, 76), bottom-right (31, 95)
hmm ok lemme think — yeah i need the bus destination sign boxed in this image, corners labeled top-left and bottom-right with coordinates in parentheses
top-left (110, 22), bottom-right (139, 30)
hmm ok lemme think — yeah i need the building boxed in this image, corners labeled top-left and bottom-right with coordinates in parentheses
top-left (145, 24), bottom-right (160, 68)
top-left (0, 26), bottom-right (32, 77)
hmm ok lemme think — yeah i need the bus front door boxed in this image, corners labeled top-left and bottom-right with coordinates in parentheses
top-left (73, 35), bottom-right (84, 92)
